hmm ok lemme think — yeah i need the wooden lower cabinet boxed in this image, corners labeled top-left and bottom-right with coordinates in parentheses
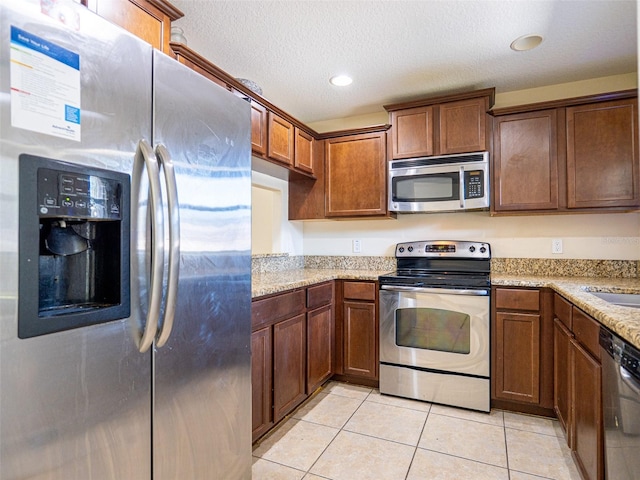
top-left (343, 300), bottom-right (377, 379)
top-left (491, 287), bottom-right (554, 414)
top-left (335, 281), bottom-right (378, 382)
top-left (251, 326), bottom-right (273, 441)
top-left (553, 293), bottom-right (604, 480)
top-left (494, 311), bottom-right (541, 404)
top-left (251, 282), bottom-right (334, 442)
top-left (571, 339), bottom-right (603, 480)
top-left (554, 318), bottom-right (573, 441)
top-left (273, 314), bottom-right (307, 422)
top-left (307, 304), bottom-right (333, 393)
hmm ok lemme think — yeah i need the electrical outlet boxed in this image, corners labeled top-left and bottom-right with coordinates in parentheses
top-left (552, 238), bottom-right (563, 254)
top-left (352, 239), bottom-right (362, 253)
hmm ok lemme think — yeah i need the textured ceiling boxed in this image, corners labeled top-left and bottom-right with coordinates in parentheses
top-left (171, 0), bottom-right (637, 124)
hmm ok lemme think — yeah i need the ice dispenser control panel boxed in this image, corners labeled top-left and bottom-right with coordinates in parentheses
top-left (38, 168), bottom-right (122, 220)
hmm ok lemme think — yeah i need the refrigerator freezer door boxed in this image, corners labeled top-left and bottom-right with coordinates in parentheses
top-left (151, 51), bottom-right (252, 479)
top-left (0, 2), bottom-right (153, 478)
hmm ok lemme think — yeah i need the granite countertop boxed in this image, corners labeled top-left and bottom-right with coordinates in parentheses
top-left (252, 268), bottom-right (391, 298)
top-left (253, 268), bottom-right (640, 350)
top-left (492, 274), bottom-right (640, 350)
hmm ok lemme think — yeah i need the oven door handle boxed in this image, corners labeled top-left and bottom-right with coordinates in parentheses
top-left (380, 285), bottom-right (489, 296)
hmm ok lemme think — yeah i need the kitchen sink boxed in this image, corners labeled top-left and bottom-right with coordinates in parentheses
top-left (590, 292), bottom-right (640, 309)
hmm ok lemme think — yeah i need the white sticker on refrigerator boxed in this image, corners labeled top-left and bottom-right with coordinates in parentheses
top-left (10, 26), bottom-right (81, 141)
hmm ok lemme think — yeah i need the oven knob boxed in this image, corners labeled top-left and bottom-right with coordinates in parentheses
top-left (408, 246), bottom-right (413, 252)
top-left (398, 247), bottom-right (405, 253)
top-left (480, 246), bottom-right (487, 253)
top-left (469, 246), bottom-right (476, 253)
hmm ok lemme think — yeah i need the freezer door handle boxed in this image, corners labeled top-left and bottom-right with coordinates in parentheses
top-left (154, 144), bottom-right (180, 348)
top-left (133, 140), bottom-right (164, 353)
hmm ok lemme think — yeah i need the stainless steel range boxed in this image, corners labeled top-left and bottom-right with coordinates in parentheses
top-left (379, 240), bottom-right (491, 412)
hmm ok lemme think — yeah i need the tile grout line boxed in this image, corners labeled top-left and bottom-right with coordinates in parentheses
top-left (303, 386), bottom-right (372, 478)
top-left (404, 402), bottom-right (432, 480)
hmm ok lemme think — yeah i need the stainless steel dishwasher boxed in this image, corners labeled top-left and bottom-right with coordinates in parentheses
top-left (600, 327), bottom-right (640, 479)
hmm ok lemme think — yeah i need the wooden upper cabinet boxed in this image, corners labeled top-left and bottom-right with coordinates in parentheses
top-left (85, 0), bottom-right (183, 54)
top-left (294, 127), bottom-right (314, 175)
top-left (491, 90), bottom-right (638, 214)
top-left (390, 106), bottom-right (434, 159)
top-left (566, 98), bottom-right (639, 209)
top-left (251, 101), bottom-right (268, 156)
top-left (493, 109), bottom-right (559, 212)
top-left (439, 97), bottom-right (489, 155)
top-left (385, 88), bottom-right (494, 160)
top-left (268, 112), bottom-right (294, 166)
top-left (325, 130), bottom-right (388, 217)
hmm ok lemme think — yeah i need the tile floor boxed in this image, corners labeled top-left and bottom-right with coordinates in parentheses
top-left (252, 381), bottom-right (582, 480)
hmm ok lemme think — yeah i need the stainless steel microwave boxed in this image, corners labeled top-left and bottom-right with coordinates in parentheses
top-left (388, 151), bottom-right (490, 213)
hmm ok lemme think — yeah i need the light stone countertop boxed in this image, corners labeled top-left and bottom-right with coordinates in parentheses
top-left (253, 269), bottom-right (640, 349)
top-left (252, 268), bottom-right (390, 298)
top-left (492, 275), bottom-right (640, 350)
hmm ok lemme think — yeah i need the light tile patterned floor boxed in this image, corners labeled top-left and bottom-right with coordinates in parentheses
top-left (252, 381), bottom-right (582, 480)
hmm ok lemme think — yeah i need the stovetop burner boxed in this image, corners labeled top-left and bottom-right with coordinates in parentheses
top-left (379, 240), bottom-right (491, 289)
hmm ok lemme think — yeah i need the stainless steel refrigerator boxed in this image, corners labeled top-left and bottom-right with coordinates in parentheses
top-left (0, 1), bottom-right (252, 478)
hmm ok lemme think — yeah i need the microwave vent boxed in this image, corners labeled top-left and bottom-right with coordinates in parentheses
top-left (391, 152), bottom-right (488, 169)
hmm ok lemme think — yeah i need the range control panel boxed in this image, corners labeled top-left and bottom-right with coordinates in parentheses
top-left (37, 168), bottom-right (123, 220)
top-left (395, 240), bottom-right (491, 259)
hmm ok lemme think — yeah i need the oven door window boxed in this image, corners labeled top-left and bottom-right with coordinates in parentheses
top-left (395, 307), bottom-right (470, 354)
top-left (392, 172), bottom-right (460, 202)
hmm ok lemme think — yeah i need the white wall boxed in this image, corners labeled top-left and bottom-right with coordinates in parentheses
top-left (301, 212), bottom-right (640, 259)
top-left (252, 160), bottom-right (304, 255)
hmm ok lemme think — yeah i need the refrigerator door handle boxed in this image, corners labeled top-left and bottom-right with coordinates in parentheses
top-left (133, 139), bottom-right (164, 353)
top-left (154, 144), bottom-right (180, 348)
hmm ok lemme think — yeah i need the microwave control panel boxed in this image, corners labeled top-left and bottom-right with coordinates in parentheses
top-left (464, 170), bottom-right (484, 199)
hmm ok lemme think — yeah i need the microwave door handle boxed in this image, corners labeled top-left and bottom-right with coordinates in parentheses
top-left (133, 139), bottom-right (164, 353)
top-left (154, 144), bottom-right (180, 348)
top-left (459, 166), bottom-right (465, 209)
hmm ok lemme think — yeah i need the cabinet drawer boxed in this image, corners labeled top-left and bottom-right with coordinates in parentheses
top-left (252, 289), bottom-right (305, 330)
top-left (307, 282), bottom-right (334, 309)
top-left (343, 281), bottom-right (376, 301)
top-left (495, 288), bottom-right (540, 311)
top-left (572, 307), bottom-right (601, 360)
top-left (554, 293), bottom-right (572, 329)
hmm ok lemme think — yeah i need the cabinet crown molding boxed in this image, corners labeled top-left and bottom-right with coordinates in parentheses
top-left (383, 87), bottom-right (495, 112)
top-left (491, 89), bottom-right (637, 116)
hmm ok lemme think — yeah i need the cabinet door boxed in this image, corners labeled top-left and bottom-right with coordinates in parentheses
top-left (571, 339), bottom-right (603, 480)
top-left (87, 0), bottom-right (177, 53)
top-left (494, 312), bottom-right (541, 404)
top-left (567, 98), bottom-right (639, 209)
top-left (251, 326), bottom-right (273, 442)
top-left (553, 318), bottom-right (573, 445)
top-left (273, 314), bottom-right (306, 422)
top-left (493, 110), bottom-right (559, 211)
top-left (251, 101), bottom-right (268, 156)
top-left (343, 300), bottom-right (377, 379)
top-left (390, 106), bottom-right (434, 159)
top-left (307, 305), bottom-right (333, 393)
top-left (268, 112), bottom-right (294, 166)
top-left (439, 97), bottom-right (488, 155)
top-left (325, 132), bottom-right (387, 217)
top-left (294, 128), bottom-right (314, 175)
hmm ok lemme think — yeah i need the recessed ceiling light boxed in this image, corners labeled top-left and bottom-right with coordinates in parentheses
top-left (329, 75), bottom-right (353, 86)
top-left (510, 34), bottom-right (544, 52)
